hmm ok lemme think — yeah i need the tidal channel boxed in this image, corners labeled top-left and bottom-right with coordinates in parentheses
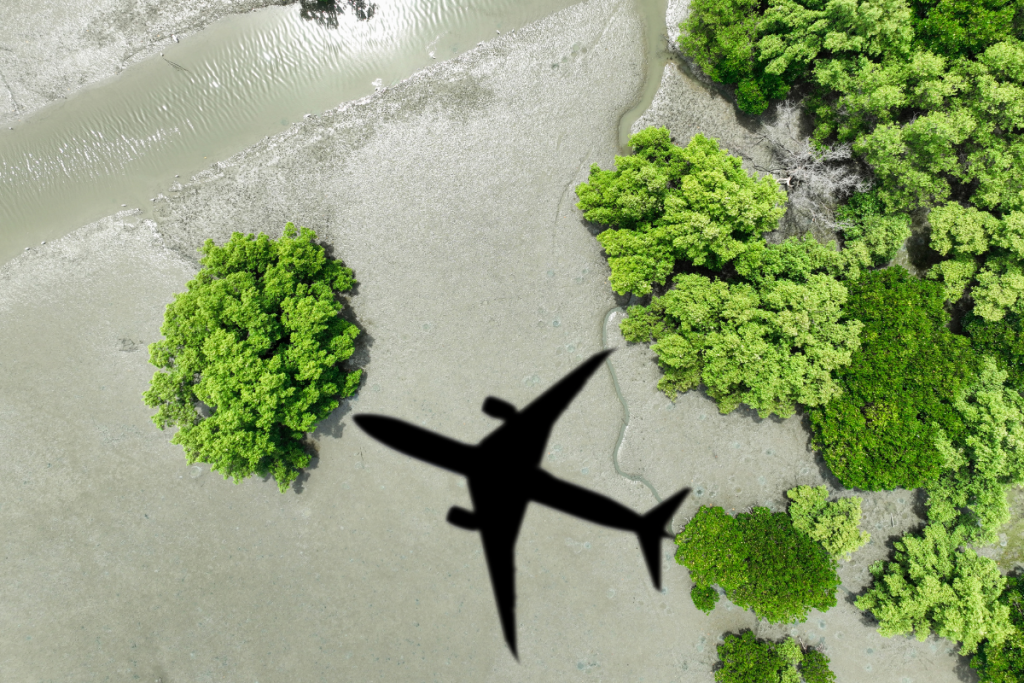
top-left (0, 0), bottom-right (670, 264)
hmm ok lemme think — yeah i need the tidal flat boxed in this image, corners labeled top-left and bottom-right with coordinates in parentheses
top-left (0, 0), bottom-right (982, 680)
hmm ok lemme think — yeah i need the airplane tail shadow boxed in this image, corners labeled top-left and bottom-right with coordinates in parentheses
top-left (638, 488), bottom-right (690, 590)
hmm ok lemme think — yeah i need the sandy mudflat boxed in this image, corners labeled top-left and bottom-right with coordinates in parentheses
top-left (0, 0), bottom-right (286, 124)
top-left (0, 0), bottom-right (977, 680)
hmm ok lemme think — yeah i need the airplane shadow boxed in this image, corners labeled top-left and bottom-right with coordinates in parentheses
top-left (354, 350), bottom-right (690, 658)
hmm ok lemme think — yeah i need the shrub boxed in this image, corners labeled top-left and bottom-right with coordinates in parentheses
top-left (678, 0), bottom-right (1024, 325)
top-left (927, 203), bottom-right (1024, 320)
top-left (575, 127), bottom-right (787, 296)
top-left (621, 237), bottom-right (863, 418)
top-left (856, 523), bottom-right (1014, 655)
top-left (680, 0), bottom-right (915, 115)
top-left (926, 359), bottom-right (1024, 545)
top-left (714, 631), bottom-right (836, 683)
top-left (965, 311), bottom-right (1024, 393)
top-left (144, 223), bottom-right (362, 492)
top-left (807, 267), bottom-right (979, 489)
top-left (835, 189), bottom-right (912, 266)
top-left (971, 573), bottom-right (1024, 683)
top-left (787, 485), bottom-right (870, 560)
top-left (910, 0), bottom-right (1024, 60)
top-left (676, 505), bottom-right (841, 623)
top-left (677, 0), bottom-right (763, 86)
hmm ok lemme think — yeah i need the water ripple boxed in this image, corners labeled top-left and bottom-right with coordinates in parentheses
top-left (0, 0), bottom-right (581, 261)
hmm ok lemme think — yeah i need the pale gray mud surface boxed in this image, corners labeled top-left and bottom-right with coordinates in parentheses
top-left (0, 2), bottom-right (976, 683)
top-left (0, 0), bottom-right (286, 124)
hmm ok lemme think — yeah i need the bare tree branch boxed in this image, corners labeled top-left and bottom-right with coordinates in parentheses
top-left (758, 100), bottom-right (869, 243)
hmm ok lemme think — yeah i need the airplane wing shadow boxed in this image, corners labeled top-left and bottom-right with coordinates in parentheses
top-left (353, 351), bottom-right (691, 659)
top-left (352, 415), bottom-right (474, 474)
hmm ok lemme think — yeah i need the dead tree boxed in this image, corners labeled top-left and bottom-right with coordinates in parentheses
top-left (753, 99), bottom-right (870, 243)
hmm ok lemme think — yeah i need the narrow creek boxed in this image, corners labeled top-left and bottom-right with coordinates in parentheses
top-left (0, 0), bottom-right (671, 265)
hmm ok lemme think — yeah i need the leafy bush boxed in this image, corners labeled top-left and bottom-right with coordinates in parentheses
top-left (144, 223), bottom-right (362, 492)
top-left (575, 127), bottom-right (787, 296)
top-left (676, 505), bottom-right (841, 623)
top-left (835, 189), bottom-right (912, 266)
top-left (678, 0), bottom-right (793, 115)
top-left (927, 359), bottom-right (1024, 544)
top-left (677, 0), bottom-right (763, 86)
top-left (971, 573), bottom-right (1024, 683)
top-left (808, 34), bottom-right (1024, 217)
top-left (966, 311), bottom-right (1024, 393)
top-left (787, 486), bottom-right (870, 560)
top-left (807, 267), bottom-right (979, 489)
top-left (621, 237), bottom-right (863, 418)
top-left (678, 0), bottom-right (1024, 325)
top-left (799, 650), bottom-right (837, 683)
top-left (856, 523), bottom-right (1014, 655)
top-left (680, 0), bottom-right (915, 115)
top-left (910, 0), bottom-right (1024, 61)
top-left (691, 584), bottom-right (720, 613)
top-left (676, 505), bottom-right (748, 614)
top-left (714, 631), bottom-right (836, 683)
top-left (926, 203), bottom-right (1024, 320)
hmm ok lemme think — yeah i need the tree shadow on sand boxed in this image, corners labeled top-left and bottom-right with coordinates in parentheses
top-left (299, 0), bottom-right (378, 29)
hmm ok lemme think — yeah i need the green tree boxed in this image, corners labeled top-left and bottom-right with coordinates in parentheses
top-left (678, 0), bottom-right (763, 86)
top-left (835, 189), bottom-right (912, 266)
top-left (621, 237), bottom-right (863, 418)
top-left (856, 523), bottom-right (1014, 655)
top-left (910, 0), bottom-right (1024, 60)
top-left (679, 0), bottom-right (916, 115)
top-left (966, 311), bottom-right (1024, 393)
top-left (675, 505), bottom-right (749, 613)
top-left (926, 359), bottom-right (1024, 544)
top-left (927, 202), bottom-right (1024, 320)
top-left (807, 267), bottom-right (979, 489)
top-left (971, 573), bottom-right (1024, 683)
top-left (144, 223), bottom-right (362, 492)
top-left (575, 127), bottom-right (787, 296)
top-left (676, 505), bottom-right (841, 623)
top-left (787, 485), bottom-right (870, 560)
top-left (714, 631), bottom-right (836, 683)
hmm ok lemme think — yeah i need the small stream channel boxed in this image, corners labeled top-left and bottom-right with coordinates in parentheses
top-left (0, 0), bottom-right (670, 265)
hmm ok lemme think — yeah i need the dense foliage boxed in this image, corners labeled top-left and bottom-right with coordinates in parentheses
top-left (676, 505), bottom-right (840, 623)
top-left (579, 128), bottom-right (865, 418)
top-left (786, 485), bottom-right (870, 560)
top-left (925, 203), bottom-right (1024, 321)
top-left (679, 0), bottom-right (1024, 320)
top-left (575, 127), bottom-right (787, 296)
top-left (835, 189), bottom-right (911, 267)
top-left (966, 311), bottom-right (1024, 393)
top-left (927, 359), bottom-right (1024, 544)
top-left (855, 523), bottom-right (1014, 655)
top-left (144, 223), bottom-right (362, 492)
top-left (807, 267), bottom-right (979, 489)
top-left (620, 248), bottom-right (862, 417)
top-left (714, 631), bottom-right (836, 683)
top-left (679, 0), bottom-right (917, 116)
top-left (971, 573), bottom-right (1024, 683)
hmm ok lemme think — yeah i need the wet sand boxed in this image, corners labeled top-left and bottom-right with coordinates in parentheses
top-left (0, 0), bottom-right (977, 680)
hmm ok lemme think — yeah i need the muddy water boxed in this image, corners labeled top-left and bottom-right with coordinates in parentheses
top-left (618, 0), bottom-right (670, 150)
top-left (0, 0), bottom-right (671, 264)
